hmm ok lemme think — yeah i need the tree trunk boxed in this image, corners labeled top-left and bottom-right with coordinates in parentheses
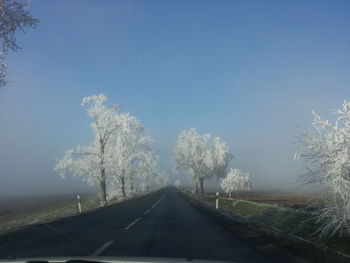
top-left (100, 176), bottom-right (107, 206)
top-left (121, 174), bottom-right (126, 198)
top-left (199, 179), bottom-right (204, 194)
top-left (120, 168), bottom-right (127, 198)
top-left (229, 192), bottom-right (231, 198)
top-left (195, 183), bottom-right (199, 194)
top-left (130, 176), bottom-right (134, 191)
top-left (146, 176), bottom-right (150, 193)
top-left (99, 139), bottom-right (107, 206)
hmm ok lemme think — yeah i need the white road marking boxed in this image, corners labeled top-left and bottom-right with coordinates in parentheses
top-left (125, 193), bottom-right (167, 230)
top-left (151, 194), bottom-right (166, 208)
top-left (144, 209), bottom-right (151, 215)
top-left (91, 240), bottom-right (114, 256)
top-left (124, 217), bottom-right (141, 230)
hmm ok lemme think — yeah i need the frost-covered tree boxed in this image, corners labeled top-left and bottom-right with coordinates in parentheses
top-left (0, 0), bottom-right (38, 87)
top-left (55, 143), bottom-right (101, 187)
top-left (138, 182), bottom-right (148, 193)
top-left (155, 172), bottom-right (169, 187)
top-left (220, 168), bottom-right (251, 198)
top-left (55, 94), bottom-right (121, 205)
top-left (55, 94), bottom-right (161, 203)
top-left (174, 179), bottom-right (181, 187)
top-left (138, 150), bottom-right (159, 193)
top-left (205, 137), bottom-right (233, 182)
top-left (108, 113), bottom-right (152, 198)
top-left (174, 128), bottom-right (210, 193)
top-left (294, 101), bottom-right (350, 237)
top-left (174, 128), bottom-right (232, 194)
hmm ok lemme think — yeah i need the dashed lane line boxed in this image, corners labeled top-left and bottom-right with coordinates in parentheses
top-left (152, 194), bottom-right (166, 208)
top-left (91, 240), bottom-right (114, 256)
top-left (124, 217), bottom-right (141, 230)
top-left (124, 193), bottom-right (167, 231)
top-left (144, 209), bottom-right (151, 215)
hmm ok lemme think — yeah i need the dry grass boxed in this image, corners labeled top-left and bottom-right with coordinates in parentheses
top-left (0, 189), bottom-right (159, 237)
top-left (0, 194), bottom-right (102, 236)
top-left (185, 189), bottom-right (350, 257)
top-left (211, 190), bottom-right (324, 212)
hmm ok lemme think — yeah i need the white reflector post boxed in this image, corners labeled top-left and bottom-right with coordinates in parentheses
top-left (77, 194), bottom-right (82, 213)
top-left (216, 192), bottom-right (219, 209)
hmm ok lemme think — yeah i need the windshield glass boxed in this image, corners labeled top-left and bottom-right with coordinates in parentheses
top-left (0, 1), bottom-right (350, 262)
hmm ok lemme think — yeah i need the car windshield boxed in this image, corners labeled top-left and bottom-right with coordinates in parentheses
top-left (0, 1), bottom-right (350, 263)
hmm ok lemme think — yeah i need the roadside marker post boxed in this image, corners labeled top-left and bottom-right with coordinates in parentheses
top-left (216, 192), bottom-right (219, 209)
top-left (77, 194), bottom-right (82, 213)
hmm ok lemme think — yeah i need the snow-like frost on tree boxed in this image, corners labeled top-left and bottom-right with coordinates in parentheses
top-left (55, 144), bottom-right (101, 186)
top-left (174, 128), bottom-right (232, 194)
top-left (294, 101), bottom-right (350, 237)
top-left (0, 0), bottom-right (38, 87)
top-left (174, 180), bottom-right (181, 187)
top-left (107, 113), bottom-right (153, 198)
top-left (155, 172), bottom-right (169, 187)
top-left (138, 149), bottom-right (159, 193)
top-left (55, 94), bottom-right (122, 205)
top-left (55, 94), bottom-right (161, 204)
top-left (220, 168), bottom-right (251, 198)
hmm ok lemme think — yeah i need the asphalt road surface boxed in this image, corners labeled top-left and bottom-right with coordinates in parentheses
top-left (0, 187), bottom-right (271, 262)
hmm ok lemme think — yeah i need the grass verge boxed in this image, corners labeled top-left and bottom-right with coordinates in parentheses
top-left (0, 189), bottom-right (157, 237)
top-left (182, 188), bottom-right (350, 258)
top-left (198, 194), bottom-right (318, 237)
top-left (0, 195), bottom-right (102, 236)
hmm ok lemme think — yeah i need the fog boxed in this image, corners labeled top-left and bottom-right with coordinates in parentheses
top-left (0, 0), bottom-right (349, 197)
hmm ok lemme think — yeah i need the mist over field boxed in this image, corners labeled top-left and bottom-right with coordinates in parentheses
top-left (0, 0), bottom-right (349, 198)
top-left (2, 2), bottom-right (350, 260)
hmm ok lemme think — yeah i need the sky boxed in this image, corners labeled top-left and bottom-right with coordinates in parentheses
top-left (0, 0), bottom-right (349, 195)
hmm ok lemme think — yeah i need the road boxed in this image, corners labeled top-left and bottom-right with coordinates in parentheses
top-left (0, 187), bottom-right (269, 262)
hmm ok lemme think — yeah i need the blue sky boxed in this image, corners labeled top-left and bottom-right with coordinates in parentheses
top-left (0, 0), bottom-right (349, 195)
